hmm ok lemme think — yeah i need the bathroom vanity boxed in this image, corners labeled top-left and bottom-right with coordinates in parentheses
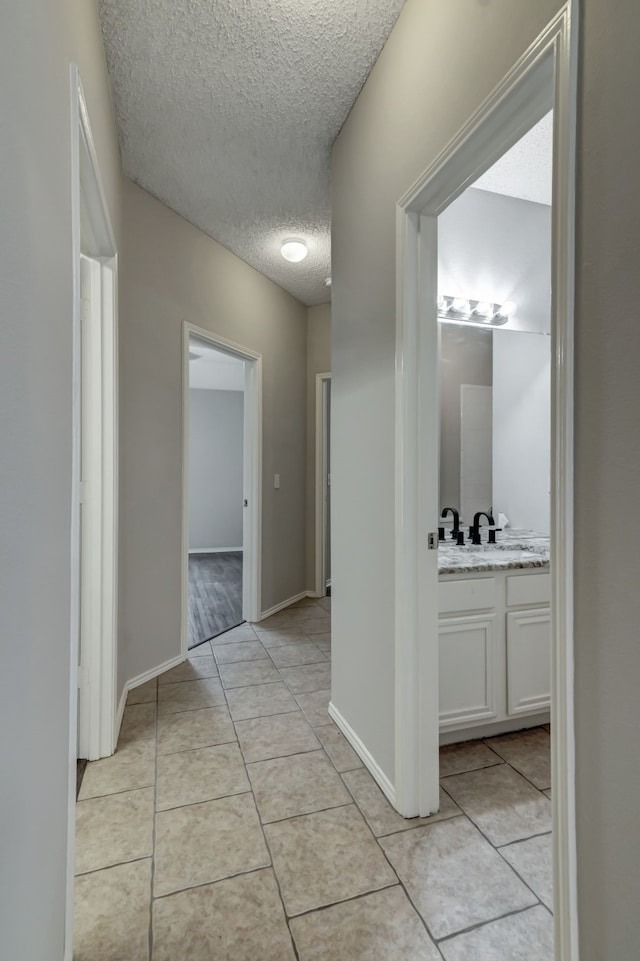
top-left (438, 529), bottom-right (550, 743)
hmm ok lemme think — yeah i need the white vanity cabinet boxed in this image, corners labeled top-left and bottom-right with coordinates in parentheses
top-left (438, 568), bottom-right (550, 737)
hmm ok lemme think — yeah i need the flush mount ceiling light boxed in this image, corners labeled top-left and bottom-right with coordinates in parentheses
top-left (280, 239), bottom-right (308, 263)
top-left (437, 295), bottom-right (517, 328)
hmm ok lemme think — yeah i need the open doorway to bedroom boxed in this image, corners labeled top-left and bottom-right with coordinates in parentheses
top-left (187, 336), bottom-right (246, 648)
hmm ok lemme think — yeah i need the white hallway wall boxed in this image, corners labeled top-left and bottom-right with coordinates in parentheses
top-left (331, 0), bottom-right (563, 796)
top-left (188, 389), bottom-right (244, 551)
top-left (332, 0), bottom-right (640, 955)
top-left (0, 2), bottom-right (123, 959)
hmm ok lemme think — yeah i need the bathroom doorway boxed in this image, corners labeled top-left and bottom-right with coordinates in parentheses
top-left (394, 9), bottom-right (578, 959)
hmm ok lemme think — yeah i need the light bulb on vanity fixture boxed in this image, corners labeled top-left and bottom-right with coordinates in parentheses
top-left (280, 239), bottom-right (308, 263)
top-left (437, 294), bottom-right (517, 328)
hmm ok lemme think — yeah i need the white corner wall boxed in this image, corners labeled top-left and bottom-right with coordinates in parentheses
top-left (331, 0), bottom-right (563, 788)
top-left (492, 332), bottom-right (550, 533)
top-left (188, 389), bottom-right (244, 551)
top-left (0, 2), bottom-right (122, 958)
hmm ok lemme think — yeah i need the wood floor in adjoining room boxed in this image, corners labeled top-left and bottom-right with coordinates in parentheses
top-left (74, 594), bottom-right (553, 961)
top-left (188, 551), bottom-right (243, 648)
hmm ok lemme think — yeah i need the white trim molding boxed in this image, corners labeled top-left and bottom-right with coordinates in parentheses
top-left (188, 547), bottom-right (244, 554)
top-left (67, 64), bottom-right (119, 961)
top-left (181, 323), bottom-right (263, 661)
top-left (257, 591), bottom-right (308, 621)
top-left (314, 372), bottom-right (332, 598)
top-left (114, 655), bottom-right (185, 745)
top-left (329, 702), bottom-right (396, 806)
top-left (394, 6), bottom-right (579, 961)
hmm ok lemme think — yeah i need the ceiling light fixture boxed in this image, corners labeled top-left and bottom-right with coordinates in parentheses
top-left (437, 295), bottom-right (517, 328)
top-left (280, 239), bottom-right (308, 263)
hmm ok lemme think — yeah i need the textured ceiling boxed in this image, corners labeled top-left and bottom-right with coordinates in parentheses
top-left (98, 0), bottom-right (407, 306)
top-left (474, 112), bottom-right (553, 207)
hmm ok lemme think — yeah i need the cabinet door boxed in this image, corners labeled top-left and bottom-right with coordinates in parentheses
top-left (506, 608), bottom-right (551, 715)
top-left (439, 615), bottom-right (496, 728)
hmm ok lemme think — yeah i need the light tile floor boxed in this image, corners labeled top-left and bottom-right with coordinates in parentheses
top-left (74, 594), bottom-right (553, 960)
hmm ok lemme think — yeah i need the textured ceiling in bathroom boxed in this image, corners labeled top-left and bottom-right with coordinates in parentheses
top-left (474, 112), bottom-right (553, 207)
top-left (98, 0), bottom-right (407, 306)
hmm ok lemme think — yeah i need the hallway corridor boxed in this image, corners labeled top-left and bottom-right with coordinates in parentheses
top-left (74, 595), bottom-right (553, 960)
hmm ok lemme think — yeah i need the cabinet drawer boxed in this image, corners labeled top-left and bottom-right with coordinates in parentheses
top-left (439, 577), bottom-right (496, 615)
top-left (507, 572), bottom-right (550, 607)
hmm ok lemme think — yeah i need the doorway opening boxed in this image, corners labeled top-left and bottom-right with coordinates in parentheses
top-left (182, 324), bottom-right (262, 656)
top-left (188, 337), bottom-right (246, 646)
top-left (315, 372), bottom-right (332, 597)
top-left (394, 7), bottom-right (577, 960)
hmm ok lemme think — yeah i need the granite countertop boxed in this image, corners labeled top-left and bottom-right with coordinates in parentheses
top-left (438, 528), bottom-right (550, 575)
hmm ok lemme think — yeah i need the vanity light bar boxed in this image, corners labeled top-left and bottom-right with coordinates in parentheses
top-left (437, 295), bottom-right (516, 327)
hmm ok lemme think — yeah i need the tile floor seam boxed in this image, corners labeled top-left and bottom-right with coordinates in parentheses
top-left (258, 799), bottom-right (354, 826)
top-left (156, 787), bottom-right (252, 815)
top-left (148, 684), bottom-right (160, 961)
top-left (496, 829), bottom-right (553, 851)
top-left (374, 811), bottom-right (466, 840)
top-left (439, 760), bottom-right (552, 843)
top-left (233, 742), bottom-right (300, 960)
top-left (482, 728), bottom-right (551, 792)
top-left (440, 756), bottom-right (547, 836)
top-left (434, 902), bottom-right (544, 946)
top-left (74, 854), bottom-right (153, 879)
top-left (369, 835), bottom-right (443, 949)
top-left (157, 736), bottom-right (237, 757)
top-left (150, 864), bottom-right (278, 902)
top-left (490, 835), bottom-right (552, 910)
top-left (439, 765), bottom-right (548, 914)
top-left (438, 758), bottom-right (505, 780)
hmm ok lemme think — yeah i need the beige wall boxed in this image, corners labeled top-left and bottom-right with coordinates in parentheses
top-left (332, 0), bottom-right (640, 955)
top-left (305, 304), bottom-right (332, 589)
top-left (118, 179), bottom-right (308, 689)
top-left (0, 2), bottom-right (122, 958)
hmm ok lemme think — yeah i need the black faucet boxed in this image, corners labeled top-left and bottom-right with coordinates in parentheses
top-left (469, 511), bottom-right (495, 546)
top-left (441, 507), bottom-right (460, 540)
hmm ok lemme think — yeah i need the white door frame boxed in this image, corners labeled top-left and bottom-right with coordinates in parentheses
top-left (314, 372), bottom-right (331, 598)
top-left (66, 65), bottom-right (119, 960)
top-left (181, 322), bottom-right (263, 654)
top-left (394, 5), bottom-right (578, 960)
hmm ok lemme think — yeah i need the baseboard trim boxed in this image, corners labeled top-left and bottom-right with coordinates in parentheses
top-left (328, 701), bottom-right (396, 807)
top-left (189, 547), bottom-right (243, 554)
top-left (115, 685), bottom-right (128, 746)
top-left (439, 711), bottom-right (551, 745)
top-left (114, 653), bottom-right (185, 744)
top-left (259, 591), bottom-right (308, 620)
